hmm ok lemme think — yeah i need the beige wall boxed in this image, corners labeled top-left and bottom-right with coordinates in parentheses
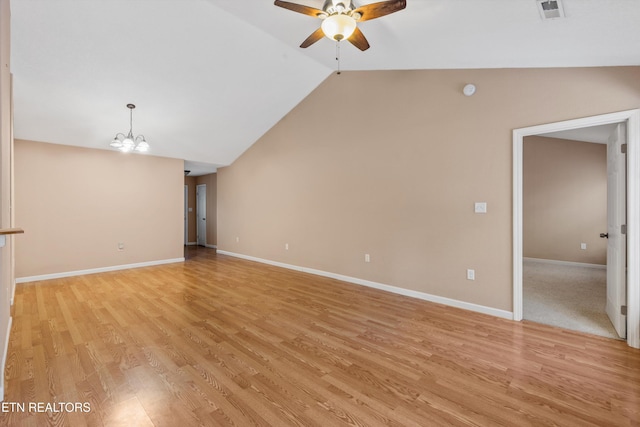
top-left (196, 173), bottom-right (217, 247)
top-left (218, 67), bottom-right (640, 312)
top-left (185, 175), bottom-right (197, 244)
top-left (15, 139), bottom-right (185, 278)
top-left (524, 136), bottom-right (607, 264)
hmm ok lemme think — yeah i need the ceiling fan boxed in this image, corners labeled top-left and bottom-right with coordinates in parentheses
top-left (274, 0), bottom-right (406, 51)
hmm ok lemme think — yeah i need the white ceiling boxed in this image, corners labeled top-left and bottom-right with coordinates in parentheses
top-left (10, 0), bottom-right (640, 175)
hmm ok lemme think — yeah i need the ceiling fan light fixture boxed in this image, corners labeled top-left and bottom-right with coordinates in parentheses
top-left (274, 0), bottom-right (405, 50)
top-left (321, 13), bottom-right (356, 41)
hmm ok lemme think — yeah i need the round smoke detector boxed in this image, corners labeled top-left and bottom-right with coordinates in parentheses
top-left (463, 84), bottom-right (476, 97)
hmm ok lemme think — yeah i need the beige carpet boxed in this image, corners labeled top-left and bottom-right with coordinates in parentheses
top-left (523, 259), bottom-right (621, 339)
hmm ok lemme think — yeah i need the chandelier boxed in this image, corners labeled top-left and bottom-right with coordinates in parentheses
top-left (109, 103), bottom-right (149, 153)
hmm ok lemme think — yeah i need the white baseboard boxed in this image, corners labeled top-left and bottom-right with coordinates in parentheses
top-left (1, 316), bottom-right (12, 402)
top-left (523, 257), bottom-right (606, 269)
top-left (185, 242), bottom-right (197, 246)
top-left (217, 250), bottom-right (513, 320)
top-left (205, 244), bottom-right (217, 249)
top-left (15, 258), bottom-right (185, 284)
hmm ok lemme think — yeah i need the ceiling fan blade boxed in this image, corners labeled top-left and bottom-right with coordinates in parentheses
top-left (300, 27), bottom-right (325, 48)
top-left (274, 1), bottom-right (325, 18)
top-left (353, 0), bottom-right (406, 22)
top-left (348, 27), bottom-right (370, 51)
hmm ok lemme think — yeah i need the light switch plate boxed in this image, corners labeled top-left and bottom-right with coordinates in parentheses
top-left (474, 202), bottom-right (487, 214)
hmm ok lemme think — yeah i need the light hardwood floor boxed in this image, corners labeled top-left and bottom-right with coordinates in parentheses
top-left (2, 246), bottom-right (640, 426)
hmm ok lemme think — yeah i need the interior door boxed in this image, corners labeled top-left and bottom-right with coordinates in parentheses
top-left (605, 123), bottom-right (627, 338)
top-left (197, 184), bottom-right (207, 247)
top-left (184, 185), bottom-right (188, 245)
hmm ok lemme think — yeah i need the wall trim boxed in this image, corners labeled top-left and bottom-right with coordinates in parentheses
top-left (15, 258), bottom-right (185, 284)
top-left (523, 257), bottom-right (606, 270)
top-left (205, 244), bottom-right (217, 249)
top-left (1, 316), bottom-right (11, 402)
top-left (185, 242), bottom-right (197, 246)
top-left (217, 250), bottom-right (513, 320)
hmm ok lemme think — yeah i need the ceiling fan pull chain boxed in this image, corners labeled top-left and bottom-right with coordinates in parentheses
top-left (336, 41), bottom-right (341, 75)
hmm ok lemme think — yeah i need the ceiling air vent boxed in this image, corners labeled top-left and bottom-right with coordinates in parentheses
top-left (536, 0), bottom-right (565, 20)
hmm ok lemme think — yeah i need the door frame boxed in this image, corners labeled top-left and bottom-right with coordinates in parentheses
top-left (513, 109), bottom-right (640, 349)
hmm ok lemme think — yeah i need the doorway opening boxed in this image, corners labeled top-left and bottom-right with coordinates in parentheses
top-left (513, 110), bottom-right (640, 349)
top-left (522, 132), bottom-right (617, 338)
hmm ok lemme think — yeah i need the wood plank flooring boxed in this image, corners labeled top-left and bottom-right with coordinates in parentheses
top-left (2, 246), bottom-right (640, 426)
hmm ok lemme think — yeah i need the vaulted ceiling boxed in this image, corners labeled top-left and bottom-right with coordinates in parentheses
top-left (10, 0), bottom-right (640, 175)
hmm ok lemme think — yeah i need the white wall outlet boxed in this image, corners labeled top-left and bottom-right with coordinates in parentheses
top-left (580, 243), bottom-right (587, 250)
top-left (474, 202), bottom-right (487, 214)
top-left (285, 243), bottom-right (289, 250)
top-left (467, 269), bottom-right (475, 280)
top-left (118, 242), bottom-right (125, 251)
top-left (236, 237), bottom-right (239, 243)
top-left (365, 254), bottom-right (371, 263)
top-left (188, 207), bottom-right (193, 212)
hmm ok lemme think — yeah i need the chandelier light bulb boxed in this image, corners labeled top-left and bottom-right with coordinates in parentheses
top-left (134, 139), bottom-right (149, 152)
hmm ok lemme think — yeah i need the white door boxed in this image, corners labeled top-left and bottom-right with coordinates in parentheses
top-left (197, 184), bottom-right (207, 247)
top-left (605, 123), bottom-right (627, 338)
top-left (184, 185), bottom-right (188, 245)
